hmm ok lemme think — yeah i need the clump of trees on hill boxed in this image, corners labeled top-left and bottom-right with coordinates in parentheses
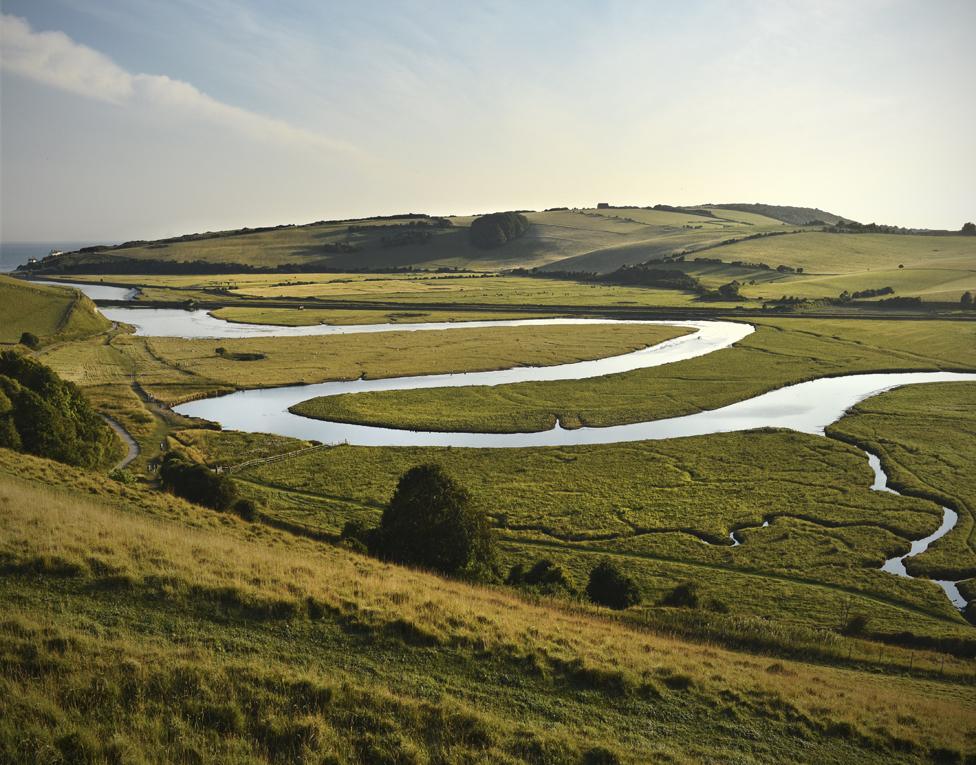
top-left (0, 352), bottom-right (118, 468)
top-left (342, 464), bottom-right (497, 579)
top-left (585, 559), bottom-right (641, 609)
top-left (960, 222), bottom-right (974, 235)
top-left (469, 212), bottom-right (530, 249)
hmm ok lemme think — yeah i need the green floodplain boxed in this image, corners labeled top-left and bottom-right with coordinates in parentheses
top-left (2, 206), bottom-right (976, 764)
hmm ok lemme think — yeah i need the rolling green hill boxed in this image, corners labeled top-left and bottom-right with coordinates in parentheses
top-left (0, 275), bottom-right (110, 345)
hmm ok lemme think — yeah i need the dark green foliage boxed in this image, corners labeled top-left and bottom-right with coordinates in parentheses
top-left (469, 212), bottom-right (530, 249)
top-left (961, 222), bottom-right (975, 235)
top-left (961, 291), bottom-right (973, 308)
top-left (842, 614), bottom-right (870, 636)
top-left (0, 352), bottom-right (117, 468)
top-left (377, 464), bottom-right (496, 576)
top-left (585, 560), bottom-right (641, 610)
top-left (507, 558), bottom-right (575, 593)
top-left (661, 582), bottom-right (699, 608)
top-left (18, 332), bottom-right (39, 349)
top-left (159, 452), bottom-right (238, 511)
top-left (233, 498), bottom-right (259, 522)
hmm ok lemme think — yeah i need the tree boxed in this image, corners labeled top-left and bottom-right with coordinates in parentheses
top-left (507, 558), bottom-right (575, 593)
top-left (159, 452), bottom-right (238, 510)
top-left (962, 291), bottom-right (974, 308)
top-left (378, 464), bottom-right (496, 576)
top-left (19, 332), bottom-right (40, 349)
top-left (961, 222), bottom-right (975, 236)
top-left (661, 582), bottom-right (699, 608)
top-left (585, 559), bottom-right (641, 609)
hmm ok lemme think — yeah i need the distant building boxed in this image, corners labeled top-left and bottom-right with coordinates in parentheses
top-left (27, 257), bottom-right (38, 264)
top-left (49, 249), bottom-right (64, 257)
top-left (597, 202), bottom-right (610, 209)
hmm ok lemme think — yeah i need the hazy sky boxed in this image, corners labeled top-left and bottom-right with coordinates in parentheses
top-left (2, 0), bottom-right (974, 242)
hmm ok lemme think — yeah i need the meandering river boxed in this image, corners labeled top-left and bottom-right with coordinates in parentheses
top-left (35, 278), bottom-right (976, 614)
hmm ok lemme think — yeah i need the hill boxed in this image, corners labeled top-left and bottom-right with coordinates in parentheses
top-left (18, 207), bottom-right (796, 275)
top-left (705, 203), bottom-right (849, 226)
top-left (0, 275), bottom-right (110, 345)
top-left (1, 448), bottom-right (973, 764)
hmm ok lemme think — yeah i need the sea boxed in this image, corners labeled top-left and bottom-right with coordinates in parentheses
top-left (0, 241), bottom-right (107, 273)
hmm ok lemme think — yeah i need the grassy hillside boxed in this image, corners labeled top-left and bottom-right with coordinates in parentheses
top-left (23, 207), bottom-right (793, 275)
top-left (1, 450), bottom-right (973, 763)
top-left (0, 275), bottom-right (110, 344)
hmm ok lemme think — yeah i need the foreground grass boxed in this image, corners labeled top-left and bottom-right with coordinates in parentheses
top-left (0, 275), bottom-right (109, 345)
top-left (294, 317), bottom-right (976, 432)
top-left (1, 458), bottom-right (973, 763)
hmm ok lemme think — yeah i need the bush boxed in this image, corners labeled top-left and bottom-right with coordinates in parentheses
top-left (661, 582), bottom-right (699, 608)
top-left (159, 452), bottom-right (238, 511)
top-left (469, 212), bottom-right (530, 249)
top-left (377, 464), bottom-right (496, 576)
top-left (585, 560), bottom-right (641, 609)
top-left (842, 613), bottom-right (870, 636)
top-left (507, 558), bottom-right (575, 593)
top-left (19, 332), bottom-right (40, 349)
top-left (0, 352), bottom-right (117, 467)
top-left (233, 498), bottom-right (258, 521)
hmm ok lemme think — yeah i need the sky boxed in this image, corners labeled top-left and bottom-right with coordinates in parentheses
top-left (1, 0), bottom-right (974, 242)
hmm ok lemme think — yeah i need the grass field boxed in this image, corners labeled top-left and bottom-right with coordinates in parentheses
top-left (141, 323), bottom-right (690, 400)
top-left (829, 382), bottom-right (976, 587)
top-left (293, 317), bottom-right (976, 432)
top-left (1, 450), bottom-right (974, 763)
top-left (0, 275), bottom-right (109, 344)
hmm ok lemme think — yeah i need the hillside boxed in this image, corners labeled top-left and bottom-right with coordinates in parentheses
top-left (19, 207), bottom-right (798, 275)
top-left (1, 448), bottom-right (973, 764)
top-left (706, 203), bottom-right (849, 226)
top-left (0, 275), bottom-right (110, 344)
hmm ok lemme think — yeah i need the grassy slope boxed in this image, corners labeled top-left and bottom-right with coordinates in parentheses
top-left (37, 208), bottom-right (790, 274)
top-left (0, 275), bottom-right (109, 344)
top-left (292, 317), bottom-right (976, 432)
top-left (1, 450), bottom-right (973, 764)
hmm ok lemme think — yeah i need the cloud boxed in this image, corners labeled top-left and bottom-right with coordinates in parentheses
top-left (0, 13), bottom-right (355, 154)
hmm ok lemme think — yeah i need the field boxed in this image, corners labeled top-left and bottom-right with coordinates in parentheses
top-left (2, 452), bottom-right (974, 764)
top-left (5, 216), bottom-right (976, 762)
top-left (294, 317), bottom-right (976, 432)
top-left (0, 275), bottom-right (109, 344)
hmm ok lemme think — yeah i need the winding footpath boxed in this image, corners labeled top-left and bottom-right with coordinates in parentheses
top-left (41, 279), bottom-right (976, 615)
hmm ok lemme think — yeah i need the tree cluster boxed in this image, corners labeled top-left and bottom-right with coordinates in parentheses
top-left (469, 212), bottom-right (530, 249)
top-left (0, 352), bottom-right (118, 468)
top-left (158, 452), bottom-right (257, 519)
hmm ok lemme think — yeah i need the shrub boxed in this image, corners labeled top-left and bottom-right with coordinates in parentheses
top-left (19, 332), bottom-right (40, 349)
top-left (469, 212), bottom-right (530, 249)
top-left (0, 352), bottom-right (117, 467)
top-left (159, 452), bottom-right (238, 511)
top-left (507, 558), bottom-right (575, 593)
top-left (109, 468), bottom-right (136, 484)
top-left (962, 291), bottom-right (973, 308)
top-left (377, 464), bottom-right (496, 576)
top-left (233, 498), bottom-right (258, 521)
top-left (661, 582), bottom-right (699, 608)
top-left (585, 560), bottom-right (641, 609)
top-left (842, 613), bottom-right (870, 636)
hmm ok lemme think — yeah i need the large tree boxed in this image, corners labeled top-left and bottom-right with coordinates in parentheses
top-left (378, 464), bottom-right (495, 576)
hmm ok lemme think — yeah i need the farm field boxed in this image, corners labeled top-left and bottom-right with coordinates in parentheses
top-left (1, 452), bottom-right (974, 764)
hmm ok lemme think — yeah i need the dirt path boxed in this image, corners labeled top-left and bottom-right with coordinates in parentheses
top-left (101, 414), bottom-right (139, 471)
